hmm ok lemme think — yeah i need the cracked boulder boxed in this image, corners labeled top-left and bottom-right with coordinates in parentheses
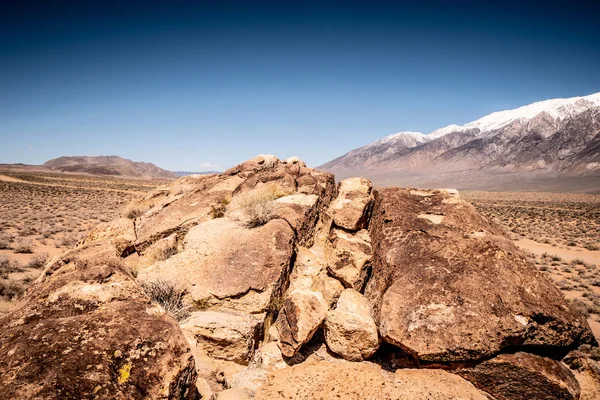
top-left (275, 289), bottom-right (328, 357)
top-left (365, 188), bottom-right (596, 362)
top-left (324, 289), bottom-right (379, 361)
top-left (138, 217), bottom-right (295, 314)
top-left (327, 177), bottom-right (373, 230)
top-left (255, 360), bottom-right (490, 399)
top-left (180, 311), bottom-right (264, 366)
top-left (0, 258), bottom-right (198, 399)
top-left (458, 352), bottom-right (580, 400)
top-left (326, 228), bottom-right (372, 291)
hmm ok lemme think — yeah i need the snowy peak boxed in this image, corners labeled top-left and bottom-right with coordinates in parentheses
top-left (367, 131), bottom-right (429, 148)
top-left (456, 92), bottom-right (600, 134)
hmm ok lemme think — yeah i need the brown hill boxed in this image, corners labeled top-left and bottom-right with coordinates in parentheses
top-left (43, 155), bottom-right (177, 179)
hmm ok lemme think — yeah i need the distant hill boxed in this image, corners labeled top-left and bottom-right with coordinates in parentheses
top-left (321, 92), bottom-right (600, 193)
top-left (43, 156), bottom-right (177, 179)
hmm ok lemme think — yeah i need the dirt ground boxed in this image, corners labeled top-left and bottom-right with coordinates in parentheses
top-left (464, 191), bottom-right (600, 340)
top-left (0, 170), bottom-right (166, 312)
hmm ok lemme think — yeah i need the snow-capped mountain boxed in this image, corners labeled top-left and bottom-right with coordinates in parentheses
top-left (320, 93), bottom-right (600, 192)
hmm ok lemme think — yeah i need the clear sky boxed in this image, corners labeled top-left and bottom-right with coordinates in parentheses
top-left (2, 0), bottom-right (599, 171)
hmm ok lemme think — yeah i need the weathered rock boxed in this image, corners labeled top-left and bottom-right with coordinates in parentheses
top-left (138, 218), bottom-right (295, 314)
top-left (458, 352), bottom-right (580, 400)
top-left (327, 177), bottom-right (373, 230)
top-left (218, 387), bottom-right (251, 400)
top-left (326, 228), bottom-right (372, 290)
top-left (180, 311), bottom-right (264, 365)
top-left (275, 289), bottom-right (328, 357)
top-left (563, 350), bottom-right (600, 400)
top-left (255, 360), bottom-right (490, 399)
top-left (365, 187), bottom-right (596, 362)
top-left (324, 289), bottom-right (379, 361)
top-left (0, 258), bottom-right (198, 399)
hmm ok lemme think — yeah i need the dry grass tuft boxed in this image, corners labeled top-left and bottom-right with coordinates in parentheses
top-left (229, 184), bottom-right (288, 228)
top-left (141, 279), bottom-right (190, 321)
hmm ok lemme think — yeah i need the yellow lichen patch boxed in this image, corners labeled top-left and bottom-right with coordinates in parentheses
top-left (117, 363), bottom-right (132, 384)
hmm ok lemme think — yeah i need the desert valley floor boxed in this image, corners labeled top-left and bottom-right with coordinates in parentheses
top-left (1, 169), bottom-right (599, 343)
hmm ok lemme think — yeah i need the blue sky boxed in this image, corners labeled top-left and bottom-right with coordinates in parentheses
top-left (1, 0), bottom-right (599, 171)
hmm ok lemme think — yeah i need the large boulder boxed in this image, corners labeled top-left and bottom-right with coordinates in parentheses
top-left (326, 228), bottom-right (372, 291)
top-left (255, 360), bottom-right (490, 399)
top-left (0, 258), bottom-right (198, 399)
top-left (458, 352), bottom-right (580, 400)
top-left (326, 177), bottom-right (373, 231)
top-left (365, 188), bottom-right (596, 362)
top-left (138, 218), bottom-right (295, 314)
top-left (275, 289), bottom-right (328, 357)
top-left (180, 311), bottom-right (264, 365)
top-left (324, 289), bottom-right (379, 361)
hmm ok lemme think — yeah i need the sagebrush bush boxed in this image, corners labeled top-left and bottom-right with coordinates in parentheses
top-left (13, 240), bottom-right (33, 254)
top-left (229, 184), bottom-right (288, 228)
top-left (0, 280), bottom-right (25, 301)
top-left (141, 279), bottom-right (190, 321)
top-left (26, 252), bottom-right (48, 269)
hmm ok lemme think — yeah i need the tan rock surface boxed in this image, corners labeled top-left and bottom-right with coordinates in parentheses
top-left (180, 311), bottom-right (263, 365)
top-left (327, 177), bottom-right (373, 230)
top-left (365, 187), bottom-right (596, 362)
top-left (324, 289), bottom-right (379, 361)
top-left (458, 352), bottom-right (580, 400)
top-left (563, 350), bottom-right (600, 400)
top-left (138, 218), bottom-right (295, 313)
top-left (275, 289), bottom-right (328, 357)
top-left (326, 228), bottom-right (372, 290)
top-left (255, 360), bottom-right (490, 399)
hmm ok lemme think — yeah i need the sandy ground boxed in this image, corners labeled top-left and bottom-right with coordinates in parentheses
top-left (516, 239), bottom-right (600, 265)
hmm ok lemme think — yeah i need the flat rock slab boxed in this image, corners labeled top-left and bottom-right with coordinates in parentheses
top-left (0, 260), bottom-right (198, 399)
top-left (255, 360), bottom-right (490, 399)
top-left (365, 188), bottom-right (595, 362)
top-left (138, 218), bottom-right (295, 314)
top-left (458, 352), bottom-right (580, 400)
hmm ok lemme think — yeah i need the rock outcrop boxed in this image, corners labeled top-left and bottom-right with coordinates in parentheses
top-left (0, 258), bottom-right (198, 399)
top-left (458, 352), bottom-right (581, 400)
top-left (365, 187), bottom-right (595, 363)
top-left (1, 155), bottom-right (598, 399)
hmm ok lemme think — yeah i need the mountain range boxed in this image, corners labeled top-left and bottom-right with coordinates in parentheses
top-left (42, 156), bottom-right (178, 179)
top-left (320, 92), bottom-right (600, 192)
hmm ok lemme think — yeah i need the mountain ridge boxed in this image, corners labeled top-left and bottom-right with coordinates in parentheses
top-left (320, 92), bottom-right (600, 192)
top-left (43, 155), bottom-right (177, 179)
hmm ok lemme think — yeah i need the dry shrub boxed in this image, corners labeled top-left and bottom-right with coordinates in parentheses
top-left (123, 199), bottom-right (157, 219)
top-left (141, 279), bottom-right (190, 321)
top-left (0, 280), bottom-right (25, 301)
top-left (229, 184), bottom-right (288, 228)
top-left (26, 252), bottom-right (49, 269)
top-left (0, 255), bottom-right (22, 278)
top-left (210, 196), bottom-right (231, 219)
top-left (13, 239), bottom-right (33, 254)
top-left (0, 234), bottom-right (12, 250)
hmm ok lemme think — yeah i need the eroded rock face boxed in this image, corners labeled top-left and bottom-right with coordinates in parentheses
top-left (327, 177), bottom-right (373, 230)
top-left (0, 258), bottom-right (198, 399)
top-left (275, 289), bottom-right (328, 357)
top-left (180, 311), bottom-right (264, 365)
top-left (138, 218), bottom-right (296, 314)
top-left (563, 350), bottom-right (600, 400)
top-left (365, 187), bottom-right (596, 362)
top-left (326, 228), bottom-right (372, 291)
top-left (458, 352), bottom-right (580, 400)
top-left (324, 289), bottom-right (379, 361)
top-left (255, 360), bottom-right (490, 400)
